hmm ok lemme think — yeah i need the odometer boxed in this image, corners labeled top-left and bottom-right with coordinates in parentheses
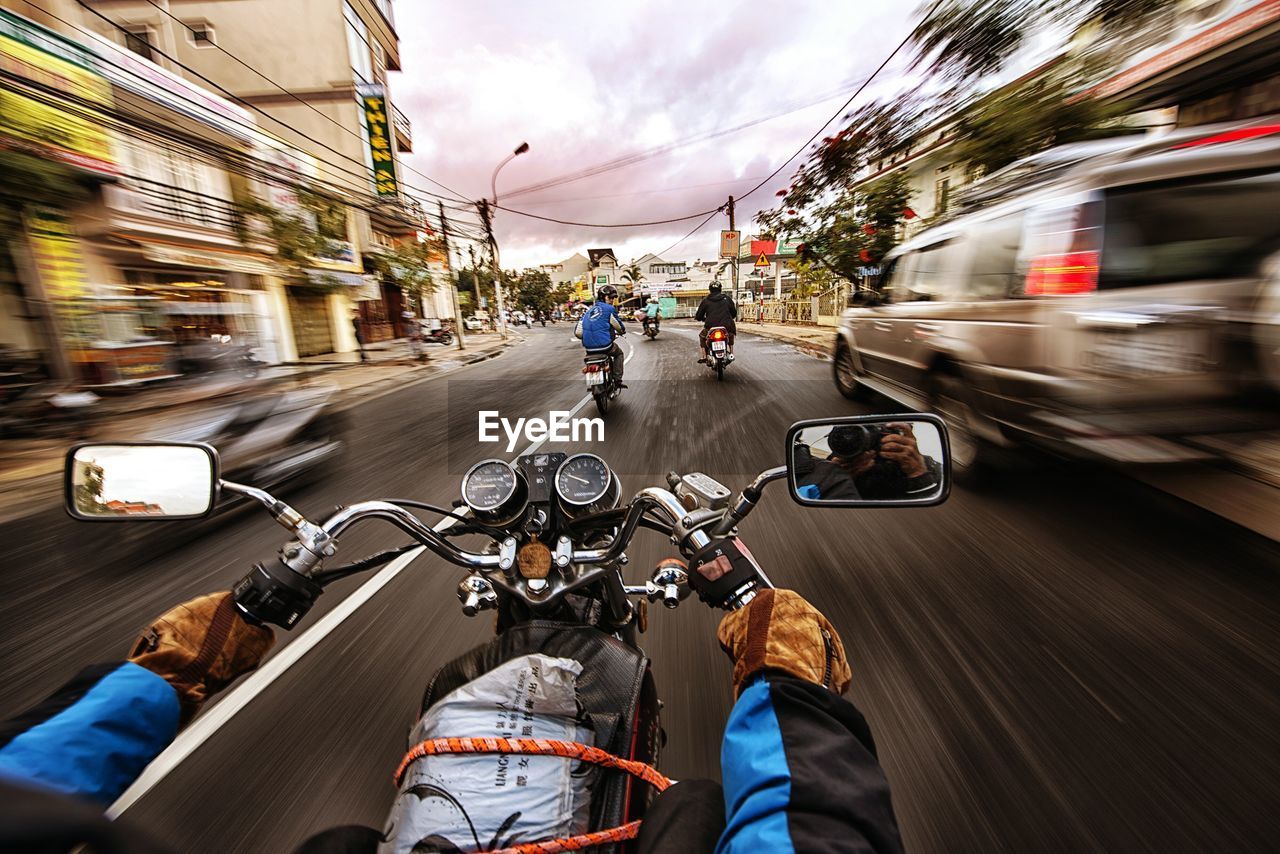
top-left (555, 454), bottom-right (612, 506)
top-left (461, 460), bottom-right (518, 512)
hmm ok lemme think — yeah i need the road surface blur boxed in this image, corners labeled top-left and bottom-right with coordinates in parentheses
top-left (2, 324), bottom-right (1277, 852)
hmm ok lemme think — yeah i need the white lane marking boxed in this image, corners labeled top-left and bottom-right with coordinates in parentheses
top-left (112, 335), bottom-right (637, 815)
top-left (109, 527), bottom-right (448, 816)
top-left (515, 338), bottom-right (635, 459)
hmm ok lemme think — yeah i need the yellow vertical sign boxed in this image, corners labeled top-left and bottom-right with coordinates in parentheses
top-left (25, 205), bottom-right (95, 348)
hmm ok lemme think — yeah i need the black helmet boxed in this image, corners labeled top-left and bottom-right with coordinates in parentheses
top-left (709, 282), bottom-right (723, 294)
top-left (597, 284), bottom-right (618, 301)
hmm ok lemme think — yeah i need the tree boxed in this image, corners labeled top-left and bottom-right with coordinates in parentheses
top-left (366, 238), bottom-right (441, 298)
top-left (760, 0), bottom-right (1172, 281)
top-left (620, 263), bottom-right (644, 293)
top-left (508, 268), bottom-right (556, 314)
top-left (759, 171), bottom-right (912, 282)
top-left (72, 458), bottom-right (105, 513)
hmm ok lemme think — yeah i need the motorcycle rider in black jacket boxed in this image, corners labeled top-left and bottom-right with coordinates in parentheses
top-left (695, 282), bottom-right (737, 363)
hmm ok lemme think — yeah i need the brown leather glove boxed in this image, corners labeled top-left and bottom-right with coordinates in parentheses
top-left (128, 592), bottom-right (275, 724)
top-left (716, 588), bottom-right (852, 697)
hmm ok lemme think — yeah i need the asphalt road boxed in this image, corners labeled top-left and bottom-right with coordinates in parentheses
top-left (3, 322), bottom-right (1278, 852)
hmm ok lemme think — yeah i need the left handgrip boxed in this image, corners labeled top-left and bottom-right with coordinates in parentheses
top-left (232, 559), bottom-right (323, 629)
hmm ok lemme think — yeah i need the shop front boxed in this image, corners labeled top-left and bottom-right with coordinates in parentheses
top-left (287, 287), bottom-right (335, 358)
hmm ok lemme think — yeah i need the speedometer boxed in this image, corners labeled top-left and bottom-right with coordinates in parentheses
top-left (555, 454), bottom-right (612, 506)
top-left (461, 459), bottom-right (518, 512)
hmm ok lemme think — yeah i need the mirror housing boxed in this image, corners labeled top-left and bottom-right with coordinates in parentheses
top-left (786, 414), bottom-right (950, 507)
top-left (64, 442), bottom-right (220, 521)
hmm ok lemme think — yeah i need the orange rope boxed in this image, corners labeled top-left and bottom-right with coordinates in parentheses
top-left (394, 737), bottom-right (672, 854)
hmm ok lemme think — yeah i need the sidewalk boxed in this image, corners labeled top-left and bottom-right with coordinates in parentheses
top-left (0, 332), bottom-right (516, 522)
top-left (721, 320), bottom-right (837, 358)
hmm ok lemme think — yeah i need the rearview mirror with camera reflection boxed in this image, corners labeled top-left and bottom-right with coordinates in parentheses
top-left (786, 415), bottom-right (950, 507)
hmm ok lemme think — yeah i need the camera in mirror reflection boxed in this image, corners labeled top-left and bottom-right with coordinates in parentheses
top-left (788, 416), bottom-right (949, 506)
top-left (66, 443), bottom-right (219, 521)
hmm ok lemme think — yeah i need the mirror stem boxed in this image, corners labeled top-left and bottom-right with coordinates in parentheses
top-left (710, 466), bottom-right (787, 539)
top-left (221, 480), bottom-right (306, 532)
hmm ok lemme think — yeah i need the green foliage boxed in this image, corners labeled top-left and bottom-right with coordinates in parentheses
top-left (760, 0), bottom-right (1172, 281)
top-left (913, 0), bottom-right (1172, 89)
top-left (760, 171), bottom-right (912, 281)
top-left (507, 268), bottom-right (557, 313)
top-left (0, 151), bottom-right (91, 238)
top-left (237, 196), bottom-right (328, 270)
top-left (367, 239), bottom-right (440, 295)
top-left (620, 263), bottom-right (644, 287)
top-left (72, 458), bottom-right (105, 512)
top-left (951, 72), bottom-right (1131, 174)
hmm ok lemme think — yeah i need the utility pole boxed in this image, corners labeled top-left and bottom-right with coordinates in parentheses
top-left (467, 245), bottom-right (481, 308)
top-left (727, 195), bottom-right (739, 304)
top-left (437, 201), bottom-right (466, 351)
top-left (477, 199), bottom-right (508, 338)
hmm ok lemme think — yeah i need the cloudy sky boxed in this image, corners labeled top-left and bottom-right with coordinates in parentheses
top-left (390, 1), bottom-right (925, 269)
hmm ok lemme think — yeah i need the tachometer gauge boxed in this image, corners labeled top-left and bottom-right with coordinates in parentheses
top-left (555, 454), bottom-right (613, 506)
top-left (461, 459), bottom-right (519, 513)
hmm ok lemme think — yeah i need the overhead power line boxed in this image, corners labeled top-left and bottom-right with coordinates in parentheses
top-left (136, 0), bottom-right (473, 205)
top-left (70, 0), bottom-right (482, 216)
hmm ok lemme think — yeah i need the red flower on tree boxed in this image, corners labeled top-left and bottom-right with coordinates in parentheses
top-left (862, 224), bottom-right (877, 236)
top-left (903, 207), bottom-right (917, 220)
top-left (860, 249), bottom-right (873, 262)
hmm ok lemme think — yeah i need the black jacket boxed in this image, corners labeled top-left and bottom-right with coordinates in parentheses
top-left (695, 292), bottom-right (737, 328)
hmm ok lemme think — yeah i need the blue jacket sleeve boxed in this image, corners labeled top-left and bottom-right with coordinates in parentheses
top-left (717, 674), bottom-right (902, 853)
top-left (0, 662), bottom-right (180, 806)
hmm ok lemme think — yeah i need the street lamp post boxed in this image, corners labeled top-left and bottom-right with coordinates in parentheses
top-left (486, 141), bottom-right (529, 338)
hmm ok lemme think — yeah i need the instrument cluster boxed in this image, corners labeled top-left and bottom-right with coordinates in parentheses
top-left (460, 452), bottom-right (618, 523)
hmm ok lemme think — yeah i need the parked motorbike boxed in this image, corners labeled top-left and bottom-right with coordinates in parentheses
top-left (177, 335), bottom-right (262, 377)
top-left (705, 326), bottom-right (732, 380)
top-left (63, 414), bottom-right (950, 850)
top-left (424, 326), bottom-right (454, 346)
top-left (582, 348), bottom-right (622, 416)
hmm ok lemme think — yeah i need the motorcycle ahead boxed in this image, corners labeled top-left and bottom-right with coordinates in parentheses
top-left (643, 317), bottom-right (659, 340)
top-left (64, 413), bottom-right (949, 851)
top-left (582, 348), bottom-right (622, 416)
top-left (705, 326), bottom-right (732, 380)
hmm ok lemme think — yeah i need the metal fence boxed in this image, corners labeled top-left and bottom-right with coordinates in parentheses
top-left (754, 284), bottom-right (848, 326)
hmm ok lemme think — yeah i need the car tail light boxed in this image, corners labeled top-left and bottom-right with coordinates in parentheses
top-left (708, 328), bottom-right (726, 341)
top-left (1025, 251), bottom-right (1099, 295)
top-left (1170, 123), bottom-right (1280, 150)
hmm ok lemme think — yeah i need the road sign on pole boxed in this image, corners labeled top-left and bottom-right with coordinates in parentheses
top-left (719, 230), bottom-right (740, 259)
top-left (754, 252), bottom-right (770, 269)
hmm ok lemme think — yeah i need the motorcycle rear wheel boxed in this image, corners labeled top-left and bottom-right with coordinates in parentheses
top-left (593, 388), bottom-right (609, 415)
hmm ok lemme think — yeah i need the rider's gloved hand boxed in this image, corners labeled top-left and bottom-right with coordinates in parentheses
top-left (716, 589), bottom-right (852, 697)
top-left (128, 592), bottom-right (275, 723)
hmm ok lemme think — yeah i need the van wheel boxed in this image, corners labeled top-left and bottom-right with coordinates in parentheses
top-left (833, 341), bottom-right (869, 401)
top-left (929, 372), bottom-right (992, 487)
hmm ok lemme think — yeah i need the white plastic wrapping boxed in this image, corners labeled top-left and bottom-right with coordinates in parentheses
top-left (379, 654), bottom-right (595, 854)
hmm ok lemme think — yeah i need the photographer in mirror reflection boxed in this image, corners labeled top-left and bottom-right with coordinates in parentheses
top-left (795, 422), bottom-right (942, 501)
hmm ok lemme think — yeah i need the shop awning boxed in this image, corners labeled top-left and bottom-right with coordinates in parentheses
top-left (136, 239), bottom-right (279, 275)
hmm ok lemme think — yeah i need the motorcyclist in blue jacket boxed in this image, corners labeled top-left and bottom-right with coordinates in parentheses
top-left (0, 564), bottom-right (902, 852)
top-left (575, 284), bottom-right (627, 386)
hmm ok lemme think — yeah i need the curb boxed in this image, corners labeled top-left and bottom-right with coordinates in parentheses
top-left (741, 326), bottom-right (834, 359)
